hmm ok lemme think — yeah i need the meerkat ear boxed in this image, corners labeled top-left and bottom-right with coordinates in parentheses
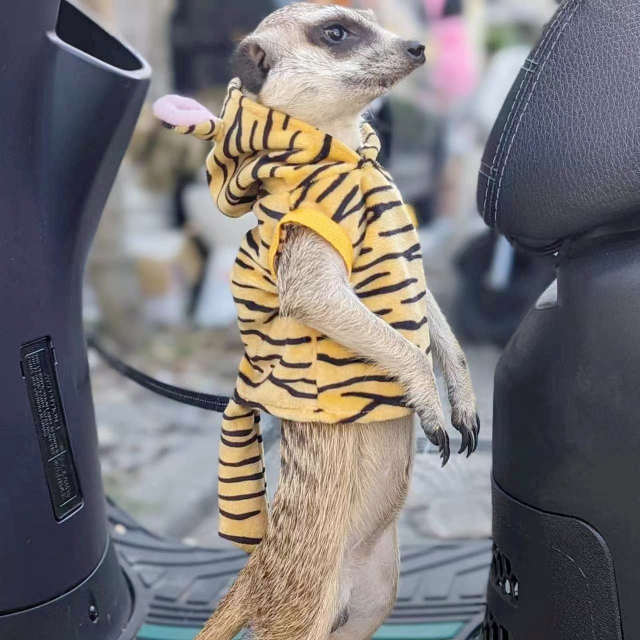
top-left (232, 38), bottom-right (270, 95)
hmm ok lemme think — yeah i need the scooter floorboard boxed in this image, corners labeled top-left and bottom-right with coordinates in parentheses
top-left (107, 501), bottom-right (490, 640)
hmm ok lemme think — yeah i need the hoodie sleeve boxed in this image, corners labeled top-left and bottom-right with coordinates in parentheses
top-left (268, 171), bottom-right (367, 278)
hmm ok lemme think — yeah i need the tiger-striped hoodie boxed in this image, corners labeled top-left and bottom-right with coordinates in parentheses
top-left (163, 79), bottom-right (431, 552)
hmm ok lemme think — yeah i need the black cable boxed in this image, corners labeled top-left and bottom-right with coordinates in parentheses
top-left (87, 336), bottom-right (230, 413)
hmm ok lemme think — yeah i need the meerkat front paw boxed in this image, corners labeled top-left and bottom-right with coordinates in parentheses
top-left (402, 353), bottom-right (453, 466)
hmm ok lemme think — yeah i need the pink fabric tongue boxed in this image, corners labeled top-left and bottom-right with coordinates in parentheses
top-left (152, 94), bottom-right (216, 127)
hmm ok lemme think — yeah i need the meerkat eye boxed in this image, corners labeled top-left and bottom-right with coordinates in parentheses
top-left (324, 24), bottom-right (349, 42)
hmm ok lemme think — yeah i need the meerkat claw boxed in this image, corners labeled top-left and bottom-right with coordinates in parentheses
top-left (439, 430), bottom-right (451, 466)
top-left (425, 427), bottom-right (451, 467)
top-left (451, 416), bottom-right (476, 458)
top-left (458, 429), bottom-right (471, 456)
top-left (472, 415), bottom-right (481, 453)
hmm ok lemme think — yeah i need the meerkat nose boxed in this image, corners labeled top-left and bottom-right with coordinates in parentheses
top-left (406, 42), bottom-right (426, 63)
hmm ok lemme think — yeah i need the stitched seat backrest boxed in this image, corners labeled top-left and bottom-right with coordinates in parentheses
top-left (477, 0), bottom-right (640, 253)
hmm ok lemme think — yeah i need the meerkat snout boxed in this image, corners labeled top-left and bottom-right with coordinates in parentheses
top-left (231, 3), bottom-right (427, 131)
top-left (406, 41), bottom-right (427, 64)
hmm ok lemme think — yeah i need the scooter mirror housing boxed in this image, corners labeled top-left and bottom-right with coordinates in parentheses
top-left (0, 1), bottom-right (149, 638)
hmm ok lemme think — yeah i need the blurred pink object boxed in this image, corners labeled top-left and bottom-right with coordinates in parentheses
top-left (152, 95), bottom-right (216, 126)
top-left (424, 0), bottom-right (446, 19)
top-left (430, 16), bottom-right (478, 103)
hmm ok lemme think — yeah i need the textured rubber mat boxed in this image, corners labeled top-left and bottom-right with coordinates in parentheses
top-left (108, 499), bottom-right (490, 635)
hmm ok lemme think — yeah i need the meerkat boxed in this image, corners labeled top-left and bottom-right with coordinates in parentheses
top-left (153, 4), bottom-right (479, 639)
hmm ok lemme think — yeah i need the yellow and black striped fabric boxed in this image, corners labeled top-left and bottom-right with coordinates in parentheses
top-left (217, 398), bottom-right (267, 553)
top-left (163, 79), bottom-right (431, 551)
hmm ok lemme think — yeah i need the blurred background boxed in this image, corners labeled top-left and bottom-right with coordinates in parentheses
top-left (80, 0), bottom-right (558, 547)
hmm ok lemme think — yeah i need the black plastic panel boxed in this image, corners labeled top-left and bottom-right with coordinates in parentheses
top-left (493, 237), bottom-right (640, 635)
top-left (0, 0), bottom-right (149, 617)
top-left (0, 541), bottom-right (131, 640)
top-left (486, 481), bottom-right (622, 640)
top-left (56, 1), bottom-right (144, 71)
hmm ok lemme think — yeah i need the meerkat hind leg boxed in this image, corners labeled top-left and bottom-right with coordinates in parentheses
top-left (330, 524), bottom-right (400, 640)
top-left (331, 416), bottom-right (415, 638)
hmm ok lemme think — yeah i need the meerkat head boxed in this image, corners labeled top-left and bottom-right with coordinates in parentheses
top-left (232, 3), bottom-right (426, 129)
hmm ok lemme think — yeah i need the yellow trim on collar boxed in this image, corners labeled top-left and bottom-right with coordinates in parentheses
top-left (268, 209), bottom-right (353, 278)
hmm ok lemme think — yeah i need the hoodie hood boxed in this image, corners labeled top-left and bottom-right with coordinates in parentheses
top-left (204, 79), bottom-right (382, 218)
